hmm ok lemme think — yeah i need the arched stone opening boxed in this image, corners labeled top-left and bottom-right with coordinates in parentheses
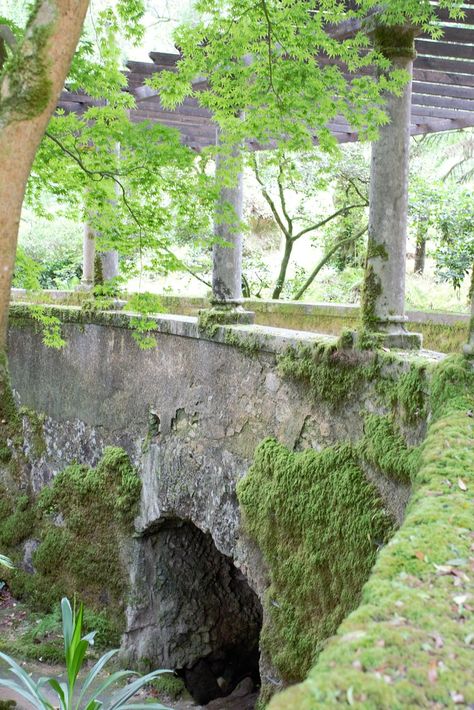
top-left (130, 518), bottom-right (263, 706)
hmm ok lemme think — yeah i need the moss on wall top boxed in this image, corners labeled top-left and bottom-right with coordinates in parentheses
top-left (268, 355), bottom-right (474, 709)
top-left (9, 297), bottom-right (469, 354)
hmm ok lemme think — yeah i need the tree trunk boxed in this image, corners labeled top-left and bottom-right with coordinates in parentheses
top-left (272, 237), bottom-right (293, 300)
top-left (414, 224), bottom-right (427, 275)
top-left (0, 0), bottom-right (90, 350)
top-left (294, 227), bottom-right (367, 301)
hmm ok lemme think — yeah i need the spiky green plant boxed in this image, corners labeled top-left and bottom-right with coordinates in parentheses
top-left (0, 555), bottom-right (13, 569)
top-left (0, 598), bottom-right (171, 709)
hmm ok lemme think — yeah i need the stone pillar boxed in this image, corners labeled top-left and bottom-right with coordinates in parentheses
top-left (212, 151), bottom-right (244, 305)
top-left (81, 222), bottom-right (95, 289)
top-left (100, 250), bottom-right (119, 282)
top-left (199, 140), bottom-right (254, 332)
top-left (463, 288), bottom-right (474, 359)
top-left (361, 26), bottom-right (421, 349)
top-left (99, 142), bottom-right (121, 283)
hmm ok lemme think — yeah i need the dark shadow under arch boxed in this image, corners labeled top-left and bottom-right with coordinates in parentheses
top-left (145, 518), bottom-right (262, 705)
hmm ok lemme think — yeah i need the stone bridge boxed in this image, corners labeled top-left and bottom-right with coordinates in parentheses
top-left (6, 305), bottom-right (450, 704)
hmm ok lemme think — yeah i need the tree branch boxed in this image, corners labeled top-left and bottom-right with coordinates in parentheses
top-left (45, 131), bottom-right (212, 288)
top-left (277, 163), bottom-right (293, 235)
top-left (252, 154), bottom-right (291, 239)
top-left (293, 202), bottom-right (367, 241)
top-left (293, 225), bottom-right (368, 301)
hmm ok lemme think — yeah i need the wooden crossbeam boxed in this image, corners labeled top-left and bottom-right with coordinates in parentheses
top-left (412, 80), bottom-right (474, 99)
top-left (415, 39), bottom-right (474, 60)
top-left (414, 55), bottom-right (474, 76)
top-left (435, 7), bottom-right (474, 24)
top-left (412, 92), bottom-right (474, 111)
top-left (413, 68), bottom-right (474, 87)
top-left (411, 104), bottom-right (474, 120)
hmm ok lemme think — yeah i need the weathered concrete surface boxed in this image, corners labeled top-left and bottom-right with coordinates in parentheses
top-left (6, 310), bottom-right (437, 695)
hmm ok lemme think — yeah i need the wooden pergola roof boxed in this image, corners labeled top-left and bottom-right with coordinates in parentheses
top-left (59, 3), bottom-right (474, 149)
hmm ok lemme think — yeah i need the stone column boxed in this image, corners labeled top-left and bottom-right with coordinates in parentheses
top-left (81, 222), bottom-right (95, 289)
top-left (361, 26), bottom-right (421, 349)
top-left (100, 250), bottom-right (119, 282)
top-left (99, 142), bottom-right (121, 283)
top-left (212, 150), bottom-right (244, 305)
top-left (199, 139), bottom-right (254, 332)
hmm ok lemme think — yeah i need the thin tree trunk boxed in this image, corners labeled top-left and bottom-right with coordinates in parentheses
top-left (414, 224), bottom-right (427, 275)
top-left (294, 227), bottom-right (368, 301)
top-left (0, 0), bottom-right (90, 351)
top-left (272, 237), bottom-right (293, 299)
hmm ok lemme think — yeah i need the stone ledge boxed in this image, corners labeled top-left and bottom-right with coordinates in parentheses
top-left (9, 302), bottom-right (446, 364)
top-left (10, 289), bottom-right (470, 326)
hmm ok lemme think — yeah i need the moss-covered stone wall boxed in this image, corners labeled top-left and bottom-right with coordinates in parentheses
top-left (267, 355), bottom-right (474, 708)
top-left (6, 305), bottom-right (461, 696)
top-left (0, 446), bottom-right (141, 648)
top-left (236, 339), bottom-right (433, 703)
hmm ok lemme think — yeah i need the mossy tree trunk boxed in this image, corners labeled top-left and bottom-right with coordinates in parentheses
top-left (0, 0), bottom-right (90, 352)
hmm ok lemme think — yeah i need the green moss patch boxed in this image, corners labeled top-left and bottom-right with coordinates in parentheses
top-left (238, 439), bottom-right (395, 684)
top-left (359, 415), bottom-right (420, 484)
top-left (268, 355), bottom-right (474, 709)
top-left (0, 353), bottom-right (22, 473)
top-left (149, 674), bottom-right (186, 701)
top-left (0, 447), bottom-right (141, 651)
top-left (277, 342), bottom-right (381, 408)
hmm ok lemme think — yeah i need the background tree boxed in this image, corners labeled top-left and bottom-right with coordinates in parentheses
top-left (433, 188), bottom-right (474, 297)
top-left (249, 147), bottom-right (368, 300)
top-left (407, 175), bottom-right (441, 276)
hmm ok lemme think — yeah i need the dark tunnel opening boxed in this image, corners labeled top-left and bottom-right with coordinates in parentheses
top-left (151, 519), bottom-right (262, 706)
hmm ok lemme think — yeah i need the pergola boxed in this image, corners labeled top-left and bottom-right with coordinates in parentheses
top-left (59, 4), bottom-right (474, 148)
top-left (58, 4), bottom-right (474, 349)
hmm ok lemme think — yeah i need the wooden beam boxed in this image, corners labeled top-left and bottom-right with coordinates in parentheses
top-left (411, 104), bottom-right (474, 121)
top-left (413, 67), bottom-right (474, 88)
top-left (414, 55), bottom-right (474, 76)
top-left (415, 39), bottom-right (474, 60)
top-left (435, 7), bottom-right (474, 24)
top-left (412, 92), bottom-right (474, 112)
top-left (412, 80), bottom-right (474, 99)
top-left (410, 116), bottom-right (474, 133)
top-left (148, 51), bottom-right (180, 66)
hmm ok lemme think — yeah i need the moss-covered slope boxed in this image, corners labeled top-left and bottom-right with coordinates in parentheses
top-left (268, 355), bottom-right (474, 709)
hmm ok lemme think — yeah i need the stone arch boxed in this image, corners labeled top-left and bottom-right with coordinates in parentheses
top-left (123, 517), bottom-right (263, 705)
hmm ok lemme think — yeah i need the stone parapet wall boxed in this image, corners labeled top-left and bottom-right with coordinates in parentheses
top-left (10, 289), bottom-right (468, 352)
